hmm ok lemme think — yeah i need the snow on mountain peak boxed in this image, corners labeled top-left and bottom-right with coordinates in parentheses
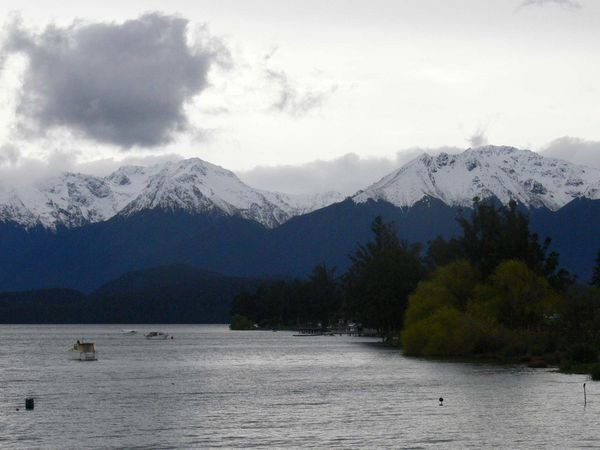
top-left (352, 146), bottom-right (600, 210)
top-left (3, 147), bottom-right (595, 231)
top-left (0, 157), bottom-right (344, 230)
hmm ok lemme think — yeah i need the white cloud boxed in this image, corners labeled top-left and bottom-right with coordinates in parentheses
top-left (539, 136), bottom-right (600, 168)
top-left (467, 127), bottom-right (488, 148)
top-left (518, 0), bottom-right (582, 10)
top-left (238, 147), bottom-right (461, 195)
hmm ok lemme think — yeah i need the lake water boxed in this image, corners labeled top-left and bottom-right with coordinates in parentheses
top-left (0, 324), bottom-right (597, 449)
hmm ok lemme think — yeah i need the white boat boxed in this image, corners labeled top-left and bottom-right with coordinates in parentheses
top-left (69, 341), bottom-right (98, 361)
top-left (145, 331), bottom-right (169, 340)
top-left (121, 329), bottom-right (138, 335)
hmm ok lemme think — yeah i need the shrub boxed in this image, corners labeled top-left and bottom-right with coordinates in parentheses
top-left (559, 358), bottom-right (572, 372)
top-left (590, 364), bottom-right (600, 381)
top-left (401, 318), bottom-right (432, 356)
top-left (402, 306), bottom-right (481, 357)
top-left (229, 314), bottom-right (255, 330)
top-left (567, 343), bottom-right (598, 364)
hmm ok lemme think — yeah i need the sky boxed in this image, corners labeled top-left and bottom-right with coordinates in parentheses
top-left (0, 0), bottom-right (599, 195)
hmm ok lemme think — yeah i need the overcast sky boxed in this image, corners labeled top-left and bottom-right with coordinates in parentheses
top-left (0, 0), bottom-right (599, 194)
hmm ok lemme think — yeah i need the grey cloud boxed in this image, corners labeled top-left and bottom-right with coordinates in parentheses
top-left (2, 13), bottom-right (230, 148)
top-left (0, 148), bottom-right (79, 188)
top-left (518, 0), bottom-right (581, 10)
top-left (0, 149), bottom-right (184, 189)
top-left (238, 147), bottom-right (460, 195)
top-left (266, 69), bottom-right (337, 117)
top-left (0, 144), bottom-right (21, 166)
top-left (539, 136), bottom-right (600, 168)
top-left (72, 153), bottom-right (185, 177)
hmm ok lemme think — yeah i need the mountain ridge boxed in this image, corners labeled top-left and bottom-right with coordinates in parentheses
top-left (2, 147), bottom-right (600, 231)
top-left (353, 146), bottom-right (600, 210)
top-left (0, 146), bottom-right (598, 292)
top-left (0, 158), bottom-right (344, 230)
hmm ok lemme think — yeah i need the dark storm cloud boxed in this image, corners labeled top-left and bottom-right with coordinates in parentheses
top-left (518, 0), bottom-right (582, 10)
top-left (266, 69), bottom-right (337, 117)
top-left (2, 13), bottom-right (230, 148)
top-left (540, 136), bottom-right (600, 168)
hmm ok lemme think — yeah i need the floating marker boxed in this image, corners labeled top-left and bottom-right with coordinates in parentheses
top-left (439, 397), bottom-right (444, 406)
top-left (25, 397), bottom-right (34, 410)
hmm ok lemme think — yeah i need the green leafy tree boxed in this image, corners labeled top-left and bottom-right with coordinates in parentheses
top-left (402, 259), bottom-right (561, 357)
top-left (470, 260), bottom-right (561, 330)
top-left (230, 314), bottom-right (255, 330)
top-left (402, 305), bottom-right (483, 357)
top-left (402, 260), bottom-right (483, 356)
top-left (404, 260), bottom-right (479, 325)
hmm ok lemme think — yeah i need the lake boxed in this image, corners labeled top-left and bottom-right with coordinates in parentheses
top-left (0, 324), bottom-right (596, 449)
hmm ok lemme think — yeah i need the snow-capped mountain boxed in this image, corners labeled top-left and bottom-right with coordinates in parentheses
top-left (3, 146), bottom-right (599, 232)
top-left (0, 158), bottom-right (344, 230)
top-left (1, 146), bottom-right (599, 292)
top-left (353, 146), bottom-right (600, 210)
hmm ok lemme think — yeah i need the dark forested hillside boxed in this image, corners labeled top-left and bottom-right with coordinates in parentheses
top-left (0, 265), bottom-right (262, 323)
top-left (0, 197), bottom-right (598, 292)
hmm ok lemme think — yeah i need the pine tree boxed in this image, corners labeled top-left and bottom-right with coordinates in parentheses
top-left (344, 216), bottom-right (425, 337)
top-left (307, 263), bottom-right (340, 327)
top-left (457, 200), bottom-right (571, 289)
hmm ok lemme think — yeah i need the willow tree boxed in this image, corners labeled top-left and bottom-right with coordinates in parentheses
top-left (402, 259), bottom-right (561, 357)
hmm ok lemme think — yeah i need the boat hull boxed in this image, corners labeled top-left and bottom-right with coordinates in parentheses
top-left (69, 350), bottom-right (98, 361)
top-left (145, 332), bottom-right (169, 340)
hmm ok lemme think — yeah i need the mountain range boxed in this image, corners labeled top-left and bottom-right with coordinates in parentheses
top-left (0, 145), bottom-right (598, 293)
top-left (0, 158), bottom-right (344, 230)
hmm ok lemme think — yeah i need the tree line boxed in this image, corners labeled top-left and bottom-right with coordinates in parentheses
top-left (231, 200), bottom-right (600, 372)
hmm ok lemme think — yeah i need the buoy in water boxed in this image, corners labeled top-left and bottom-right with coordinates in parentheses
top-left (439, 397), bottom-right (444, 406)
top-left (25, 397), bottom-right (34, 410)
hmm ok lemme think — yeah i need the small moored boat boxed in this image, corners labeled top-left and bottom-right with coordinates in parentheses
top-left (121, 329), bottom-right (138, 335)
top-left (69, 340), bottom-right (98, 361)
top-left (145, 331), bottom-right (169, 340)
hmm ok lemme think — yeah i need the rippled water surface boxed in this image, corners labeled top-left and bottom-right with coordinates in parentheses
top-left (0, 325), bottom-right (597, 448)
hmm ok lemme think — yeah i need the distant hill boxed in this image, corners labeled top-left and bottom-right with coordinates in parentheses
top-left (0, 288), bottom-right (87, 323)
top-left (86, 264), bottom-right (263, 323)
top-left (0, 265), bottom-right (263, 323)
